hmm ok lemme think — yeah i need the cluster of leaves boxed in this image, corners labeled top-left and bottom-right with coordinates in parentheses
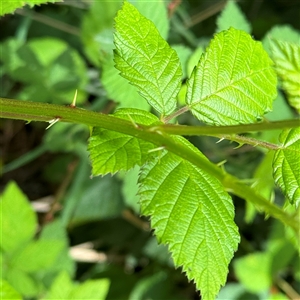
top-left (1, 0), bottom-right (300, 299)
top-left (0, 182), bottom-right (109, 299)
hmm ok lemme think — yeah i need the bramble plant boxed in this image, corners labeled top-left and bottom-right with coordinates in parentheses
top-left (1, 0), bottom-right (299, 299)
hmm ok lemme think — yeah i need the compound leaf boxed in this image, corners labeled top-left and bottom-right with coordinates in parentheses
top-left (273, 128), bottom-right (300, 207)
top-left (270, 40), bottom-right (300, 113)
top-left (186, 27), bottom-right (277, 125)
top-left (88, 109), bottom-right (158, 175)
top-left (138, 138), bottom-right (240, 299)
top-left (114, 1), bottom-right (182, 116)
top-left (216, 1), bottom-right (251, 33)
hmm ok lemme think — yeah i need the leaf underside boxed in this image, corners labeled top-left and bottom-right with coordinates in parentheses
top-left (186, 27), bottom-right (277, 126)
top-left (88, 109), bottom-right (158, 176)
top-left (273, 128), bottom-right (300, 207)
top-left (138, 138), bottom-right (240, 299)
top-left (270, 39), bottom-right (300, 113)
top-left (114, 1), bottom-right (182, 116)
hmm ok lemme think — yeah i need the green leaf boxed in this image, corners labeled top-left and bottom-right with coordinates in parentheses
top-left (6, 268), bottom-right (39, 297)
top-left (216, 1), bottom-right (251, 33)
top-left (234, 252), bottom-right (272, 293)
top-left (114, 1), bottom-right (182, 116)
top-left (121, 166), bottom-right (141, 213)
top-left (71, 176), bottom-right (124, 224)
top-left (186, 27), bottom-right (277, 125)
top-left (81, 0), bottom-right (122, 65)
top-left (69, 279), bottom-right (110, 300)
top-left (138, 138), bottom-right (240, 299)
top-left (262, 25), bottom-right (300, 55)
top-left (132, 0), bottom-right (169, 40)
top-left (45, 271), bottom-right (110, 300)
top-left (270, 40), bottom-right (300, 113)
top-left (102, 59), bottom-right (151, 110)
top-left (11, 240), bottom-right (64, 272)
top-left (0, 0), bottom-right (62, 16)
top-left (81, 0), bottom-right (169, 66)
top-left (0, 280), bottom-right (22, 300)
top-left (273, 128), bottom-right (300, 207)
top-left (88, 109), bottom-right (158, 175)
top-left (39, 219), bottom-right (75, 277)
top-left (45, 271), bottom-right (73, 300)
top-left (0, 182), bottom-right (37, 253)
top-left (0, 38), bottom-right (87, 104)
top-left (172, 45), bottom-right (193, 79)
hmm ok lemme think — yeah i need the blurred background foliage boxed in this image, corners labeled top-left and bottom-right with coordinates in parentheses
top-left (0, 0), bottom-right (299, 299)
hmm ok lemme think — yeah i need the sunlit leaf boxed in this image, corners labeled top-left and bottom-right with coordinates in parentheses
top-left (89, 109), bottom-right (158, 175)
top-left (114, 1), bottom-right (182, 116)
top-left (139, 138), bottom-right (240, 299)
top-left (273, 128), bottom-right (300, 207)
top-left (186, 27), bottom-right (277, 125)
top-left (270, 40), bottom-right (300, 113)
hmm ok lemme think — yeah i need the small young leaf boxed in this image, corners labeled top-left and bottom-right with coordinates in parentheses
top-left (216, 1), bottom-right (251, 33)
top-left (270, 40), bottom-right (300, 113)
top-left (88, 109), bottom-right (158, 175)
top-left (186, 27), bottom-right (277, 125)
top-left (273, 128), bottom-right (300, 207)
top-left (0, 182), bottom-right (37, 253)
top-left (114, 1), bottom-right (182, 116)
top-left (139, 138), bottom-right (240, 299)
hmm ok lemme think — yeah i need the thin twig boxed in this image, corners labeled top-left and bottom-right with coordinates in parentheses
top-left (276, 276), bottom-right (300, 300)
top-left (185, 0), bottom-right (227, 28)
top-left (16, 8), bottom-right (80, 36)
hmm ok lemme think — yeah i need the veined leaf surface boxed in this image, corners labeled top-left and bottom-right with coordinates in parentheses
top-left (88, 109), bottom-right (158, 175)
top-left (186, 27), bottom-right (277, 125)
top-left (270, 40), bottom-right (300, 113)
top-left (114, 1), bottom-right (182, 116)
top-left (138, 138), bottom-right (240, 299)
top-left (273, 128), bottom-right (300, 207)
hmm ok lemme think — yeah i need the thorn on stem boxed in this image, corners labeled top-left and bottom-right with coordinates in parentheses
top-left (46, 117), bottom-right (60, 129)
top-left (70, 89), bottom-right (78, 108)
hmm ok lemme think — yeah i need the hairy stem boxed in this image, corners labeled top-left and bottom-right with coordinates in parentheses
top-left (1, 97), bottom-right (299, 232)
top-left (214, 134), bottom-right (281, 150)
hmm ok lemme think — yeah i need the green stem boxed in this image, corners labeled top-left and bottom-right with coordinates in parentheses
top-left (1, 97), bottom-right (299, 232)
top-left (214, 134), bottom-right (281, 150)
top-left (149, 119), bottom-right (300, 135)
